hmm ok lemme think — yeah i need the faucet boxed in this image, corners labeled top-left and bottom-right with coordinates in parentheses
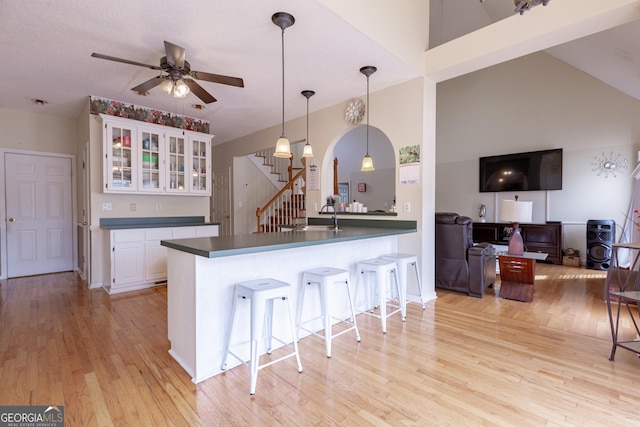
top-left (320, 204), bottom-right (339, 230)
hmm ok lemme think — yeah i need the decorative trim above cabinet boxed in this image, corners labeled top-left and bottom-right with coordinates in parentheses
top-left (90, 96), bottom-right (210, 133)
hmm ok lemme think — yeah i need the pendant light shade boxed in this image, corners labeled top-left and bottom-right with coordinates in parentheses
top-left (361, 155), bottom-right (374, 171)
top-left (301, 90), bottom-right (315, 158)
top-left (302, 143), bottom-right (314, 158)
top-left (360, 65), bottom-right (377, 172)
top-left (272, 12), bottom-right (295, 158)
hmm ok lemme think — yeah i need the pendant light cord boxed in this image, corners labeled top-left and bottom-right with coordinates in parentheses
top-left (366, 74), bottom-right (370, 155)
top-left (280, 28), bottom-right (286, 138)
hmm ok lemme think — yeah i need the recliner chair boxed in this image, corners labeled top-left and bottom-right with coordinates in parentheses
top-left (435, 212), bottom-right (496, 298)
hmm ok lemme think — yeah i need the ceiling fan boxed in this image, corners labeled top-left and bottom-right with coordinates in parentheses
top-left (91, 41), bottom-right (244, 104)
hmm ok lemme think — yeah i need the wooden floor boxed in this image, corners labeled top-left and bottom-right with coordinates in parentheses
top-left (1, 264), bottom-right (640, 426)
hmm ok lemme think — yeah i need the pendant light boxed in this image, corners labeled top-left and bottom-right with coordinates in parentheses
top-left (360, 65), bottom-right (377, 171)
top-left (272, 12), bottom-right (295, 158)
top-left (301, 90), bottom-right (315, 158)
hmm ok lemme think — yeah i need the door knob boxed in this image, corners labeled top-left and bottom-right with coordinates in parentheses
top-left (8, 217), bottom-right (16, 222)
top-left (82, 221), bottom-right (88, 226)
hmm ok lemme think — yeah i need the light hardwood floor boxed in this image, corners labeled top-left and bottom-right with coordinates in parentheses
top-left (1, 264), bottom-right (639, 426)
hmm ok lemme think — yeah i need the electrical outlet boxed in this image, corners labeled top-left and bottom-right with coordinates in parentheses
top-left (102, 202), bottom-right (112, 211)
top-left (130, 203), bottom-right (136, 212)
top-left (155, 203), bottom-right (161, 211)
top-left (313, 203), bottom-right (318, 211)
top-left (404, 202), bottom-right (411, 213)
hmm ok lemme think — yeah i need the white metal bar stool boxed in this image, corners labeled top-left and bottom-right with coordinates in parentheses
top-left (380, 253), bottom-right (426, 309)
top-left (297, 267), bottom-right (361, 358)
top-left (221, 278), bottom-right (303, 395)
top-left (356, 258), bottom-right (404, 333)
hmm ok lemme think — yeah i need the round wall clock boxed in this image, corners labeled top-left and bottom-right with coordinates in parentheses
top-left (345, 98), bottom-right (365, 125)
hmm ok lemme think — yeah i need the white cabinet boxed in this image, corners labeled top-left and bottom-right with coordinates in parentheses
top-left (189, 135), bottom-right (211, 195)
top-left (105, 224), bottom-right (219, 294)
top-left (111, 230), bottom-right (145, 286)
top-left (166, 130), bottom-right (211, 195)
top-left (145, 228), bottom-right (173, 281)
top-left (138, 128), bottom-right (164, 193)
top-left (105, 120), bottom-right (136, 191)
top-left (102, 115), bottom-right (212, 196)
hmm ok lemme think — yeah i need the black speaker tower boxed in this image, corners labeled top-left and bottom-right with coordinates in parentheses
top-left (586, 220), bottom-right (615, 270)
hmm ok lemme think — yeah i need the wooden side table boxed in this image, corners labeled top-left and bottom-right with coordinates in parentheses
top-left (498, 256), bottom-right (536, 302)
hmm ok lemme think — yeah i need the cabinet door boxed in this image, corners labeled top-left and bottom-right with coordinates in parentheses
top-left (105, 121), bottom-right (136, 192)
top-left (112, 230), bottom-right (145, 286)
top-left (166, 132), bottom-right (189, 194)
top-left (145, 229), bottom-right (173, 281)
top-left (189, 136), bottom-right (211, 195)
top-left (138, 128), bottom-right (164, 192)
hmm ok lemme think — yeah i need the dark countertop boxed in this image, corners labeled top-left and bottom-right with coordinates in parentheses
top-left (100, 216), bottom-right (220, 230)
top-left (161, 219), bottom-right (417, 259)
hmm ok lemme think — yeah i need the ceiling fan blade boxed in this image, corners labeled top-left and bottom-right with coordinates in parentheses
top-left (183, 78), bottom-right (217, 103)
top-left (164, 41), bottom-right (186, 69)
top-left (91, 52), bottom-right (161, 70)
top-left (191, 70), bottom-right (245, 88)
top-left (131, 76), bottom-right (165, 93)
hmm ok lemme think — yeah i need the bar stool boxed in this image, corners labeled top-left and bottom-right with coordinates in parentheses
top-left (380, 253), bottom-right (426, 309)
top-left (221, 278), bottom-right (303, 395)
top-left (297, 267), bottom-right (360, 358)
top-left (356, 258), bottom-right (404, 333)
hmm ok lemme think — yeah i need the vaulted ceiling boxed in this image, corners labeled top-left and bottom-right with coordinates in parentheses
top-left (2, 1), bottom-right (639, 146)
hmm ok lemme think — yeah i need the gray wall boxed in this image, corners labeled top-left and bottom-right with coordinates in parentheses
top-left (436, 51), bottom-right (640, 257)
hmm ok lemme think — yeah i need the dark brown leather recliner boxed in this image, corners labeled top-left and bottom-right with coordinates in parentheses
top-left (435, 212), bottom-right (496, 298)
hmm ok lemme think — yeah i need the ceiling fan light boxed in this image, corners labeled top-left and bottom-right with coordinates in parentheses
top-left (174, 80), bottom-right (190, 98)
top-left (159, 79), bottom-right (173, 94)
top-left (274, 136), bottom-right (292, 158)
top-left (302, 143), bottom-right (313, 158)
top-left (361, 154), bottom-right (375, 172)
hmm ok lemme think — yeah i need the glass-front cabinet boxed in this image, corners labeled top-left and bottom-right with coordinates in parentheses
top-left (167, 133), bottom-right (187, 193)
top-left (190, 136), bottom-right (210, 195)
top-left (105, 121), bottom-right (135, 191)
top-left (102, 115), bottom-right (212, 196)
top-left (139, 129), bottom-right (163, 192)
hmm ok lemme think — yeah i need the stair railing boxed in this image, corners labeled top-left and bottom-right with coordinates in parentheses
top-left (256, 157), bottom-right (306, 233)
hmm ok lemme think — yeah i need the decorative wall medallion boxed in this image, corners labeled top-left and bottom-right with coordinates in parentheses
top-left (591, 152), bottom-right (628, 178)
top-left (345, 98), bottom-right (365, 125)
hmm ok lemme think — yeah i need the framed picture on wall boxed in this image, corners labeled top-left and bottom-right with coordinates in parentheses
top-left (358, 183), bottom-right (366, 192)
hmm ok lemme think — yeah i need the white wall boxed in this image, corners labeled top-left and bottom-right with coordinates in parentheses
top-left (0, 108), bottom-right (77, 154)
top-left (232, 156), bottom-right (278, 235)
top-left (436, 51), bottom-right (640, 257)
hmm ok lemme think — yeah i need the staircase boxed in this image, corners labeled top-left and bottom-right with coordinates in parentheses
top-left (254, 150), bottom-right (307, 233)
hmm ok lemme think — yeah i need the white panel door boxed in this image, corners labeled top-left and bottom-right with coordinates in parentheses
top-left (213, 168), bottom-right (231, 236)
top-left (5, 153), bottom-right (73, 277)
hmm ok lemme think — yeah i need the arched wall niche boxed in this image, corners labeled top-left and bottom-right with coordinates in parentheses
top-left (321, 124), bottom-right (396, 213)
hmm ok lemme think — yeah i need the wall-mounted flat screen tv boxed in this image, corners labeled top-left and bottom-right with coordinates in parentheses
top-left (479, 148), bottom-right (562, 192)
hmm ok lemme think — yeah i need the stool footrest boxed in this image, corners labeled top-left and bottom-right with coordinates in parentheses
top-left (299, 317), bottom-right (358, 340)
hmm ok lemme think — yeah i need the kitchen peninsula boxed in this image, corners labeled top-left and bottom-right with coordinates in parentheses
top-left (161, 218), bottom-right (417, 383)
